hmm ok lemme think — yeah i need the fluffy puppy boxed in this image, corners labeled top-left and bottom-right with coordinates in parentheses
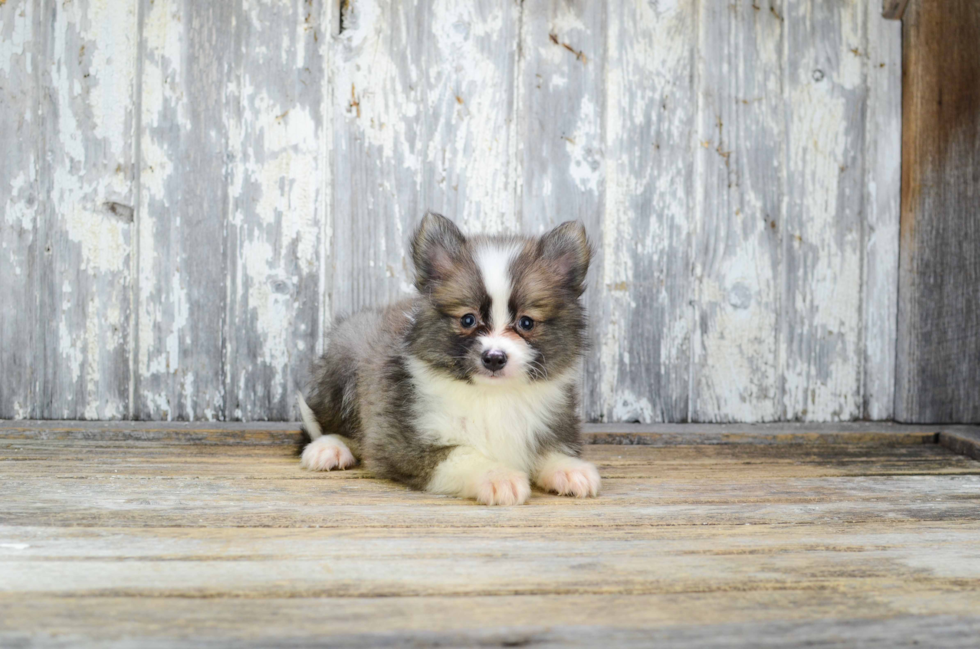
top-left (297, 212), bottom-right (599, 506)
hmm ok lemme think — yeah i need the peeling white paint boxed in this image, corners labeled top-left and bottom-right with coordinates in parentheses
top-left (25, 0), bottom-right (139, 418)
top-left (565, 93), bottom-right (602, 194)
top-left (690, 0), bottom-right (783, 423)
top-left (779, 2), bottom-right (866, 422)
top-left (428, 0), bottom-right (519, 233)
top-left (58, 201), bottom-right (129, 274)
top-left (599, 0), bottom-right (694, 422)
top-left (653, 0), bottom-right (680, 15)
top-left (4, 171), bottom-right (35, 231)
top-left (83, 0), bottom-right (137, 166)
top-left (58, 318), bottom-right (84, 391)
top-left (611, 390), bottom-right (656, 423)
top-left (0, 0), bottom-right (38, 422)
top-left (241, 238), bottom-right (291, 400)
top-left (861, 6), bottom-right (902, 420)
top-left (0, 0), bottom-right (901, 423)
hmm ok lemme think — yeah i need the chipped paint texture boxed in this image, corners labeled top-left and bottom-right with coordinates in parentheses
top-left (0, 0), bottom-right (901, 422)
top-left (601, 0), bottom-right (694, 422)
top-left (31, 0), bottom-right (137, 419)
top-left (1, 0), bottom-right (40, 419)
top-left (691, 0), bottom-right (782, 422)
top-left (225, 0), bottom-right (325, 420)
top-left (781, 1), bottom-right (867, 421)
top-left (862, 2), bottom-right (901, 420)
top-left (521, 0), bottom-right (607, 419)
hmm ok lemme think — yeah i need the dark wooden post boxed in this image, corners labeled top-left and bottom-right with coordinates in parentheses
top-left (896, 0), bottom-right (980, 422)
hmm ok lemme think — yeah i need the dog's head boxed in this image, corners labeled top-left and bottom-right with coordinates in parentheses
top-left (408, 212), bottom-right (591, 385)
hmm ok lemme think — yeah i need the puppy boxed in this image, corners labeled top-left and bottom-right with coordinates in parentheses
top-left (297, 212), bottom-right (600, 506)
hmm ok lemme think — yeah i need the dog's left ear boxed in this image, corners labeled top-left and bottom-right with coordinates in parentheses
top-left (411, 212), bottom-right (466, 292)
top-left (541, 221), bottom-right (591, 295)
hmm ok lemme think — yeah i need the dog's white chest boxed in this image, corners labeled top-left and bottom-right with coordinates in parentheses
top-left (407, 357), bottom-right (573, 472)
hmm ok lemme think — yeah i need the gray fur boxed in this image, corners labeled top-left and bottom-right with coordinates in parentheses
top-left (302, 213), bottom-right (591, 491)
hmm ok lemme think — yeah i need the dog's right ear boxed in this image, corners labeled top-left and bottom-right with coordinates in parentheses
top-left (411, 212), bottom-right (466, 292)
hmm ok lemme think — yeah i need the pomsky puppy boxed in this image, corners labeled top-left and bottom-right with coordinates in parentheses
top-left (297, 212), bottom-right (600, 506)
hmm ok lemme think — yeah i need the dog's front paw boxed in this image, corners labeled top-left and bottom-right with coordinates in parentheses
top-left (535, 455), bottom-right (600, 498)
top-left (301, 436), bottom-right (357, 471)
top-left (474, 469), bottom-right (531, 506)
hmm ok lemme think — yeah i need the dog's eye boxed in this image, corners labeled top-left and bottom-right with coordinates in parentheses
top-left (460, 314), bottom-right (477, 328)
top-left (518, 316), bottom-right (535, 331)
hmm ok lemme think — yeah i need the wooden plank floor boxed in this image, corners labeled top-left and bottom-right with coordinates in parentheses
top-left (2, 424), bottom-right (980, 647)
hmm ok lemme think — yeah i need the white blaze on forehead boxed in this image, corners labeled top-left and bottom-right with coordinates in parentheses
top-left (474, 242), bottom-right (522, 333)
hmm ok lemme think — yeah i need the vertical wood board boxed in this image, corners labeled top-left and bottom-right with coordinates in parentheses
top-left (781, 0), bottom-right (867, 421)
top-left (329, 0), bottom-right (520, 321)
top-left (136, 0), bottom-right (234, 419)
top-left (0, 0), bottom-right (41, 418)
top-left (600, 0), bottom-right (696, 422)
top-left (418, 0), bottom-right (521, 236)
top-left (0, 0), bottom-right (918, 423)
top-left (861, 4), bottom-right (901, 420)
top-left (691, 0), bottom-right (784, 422)
top-left (223, 0), bottom-right (327, 420)
top-left (329, 0), bottom-right (424, 317)
top-left (519, 0), bottom-right (606, 419)
top-left (35, 0), bottom-right (137, 419)
top-left (896, 0), bottom-right (980, 423)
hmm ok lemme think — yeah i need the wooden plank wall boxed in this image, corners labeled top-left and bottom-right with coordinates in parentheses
top-left (896, 0), bottom-right (980, 423)
top-left (1, 0), bottom-right (905, 423)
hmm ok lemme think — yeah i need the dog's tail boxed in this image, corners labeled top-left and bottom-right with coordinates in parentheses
top-left (296, 392), bottom-right (323, 440)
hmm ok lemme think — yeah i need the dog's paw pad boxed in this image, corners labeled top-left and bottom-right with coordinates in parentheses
top-left (538, 458), bottom-right (600, 498)
top-left (301, 437), bottom-right (357, 471)
top-left (475, 470), bottom-right (531, 506)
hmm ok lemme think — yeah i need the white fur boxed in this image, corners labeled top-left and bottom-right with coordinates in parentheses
top-left (407, 356), bottom-right (578, 479)
top-left (473, 242), bottom-right (533, 378)
top-left (474, 333), bottom-right (533, 380)
top-left (427, 447), bottom-right (531, 506)
top-left (296, 392), bottom-right (323, 439)
top-left (301, 435), bottom-right (358, 471)
top-left (534, 452), bottom-right (601, 498)
top-left (474, 242), bottom-right (521, 334)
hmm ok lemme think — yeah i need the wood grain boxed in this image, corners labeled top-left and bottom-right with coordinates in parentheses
top-left (940, 427), bottom-right (980, 462)
top-left (136, 0), bottom-right (235, 419)
top-left (330, 0), bottom-right (418, 317)
top-left (330, 0), bottom-right (520, 319)
top-left (781, 0), bottom-right (867, 421)
top-left (0, 0), bottom-right (40, 419)
top-left (3, 441), bottom-right (980, 530)
top-left (862, 4), bottom-right (902, 420)
top-left (4, 522), bottom-right (980, 597)
top-left (223, 0), bottom-right (327, 421)
top-left (4, 439), bottom-right (976, 478)
top-left (0, 0), bottom-right (948, 424)
top-left (520, 0), bottom-right (607, 420)
top-left (691, 0), bottom-right (782, 422)
top-left (1, 596), bottom-right (979, 648)
top-left (418, 0), bottom-right (520, 234)
top-left (1, 437), bottom-right (979, 646)
top-left (35, 0), bottom-right (137, 419)
top-left (0, 419), bottom-right (950, 446)
top-left (896, 0), bottom-right (980, 423)
top-left (600, 0), bottom-right (696, 423)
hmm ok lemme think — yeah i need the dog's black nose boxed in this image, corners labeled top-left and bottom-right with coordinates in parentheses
top-left (481, 349), bottom-right (508, 372)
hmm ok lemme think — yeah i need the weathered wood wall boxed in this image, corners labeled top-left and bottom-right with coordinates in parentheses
top-left (896, 0), bottom-right (980, 423)
top-left (1, 0), bottom-right (904, 423)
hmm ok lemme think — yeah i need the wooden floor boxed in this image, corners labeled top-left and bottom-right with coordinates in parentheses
top-left (2, 423), bottom-right (980, 648)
